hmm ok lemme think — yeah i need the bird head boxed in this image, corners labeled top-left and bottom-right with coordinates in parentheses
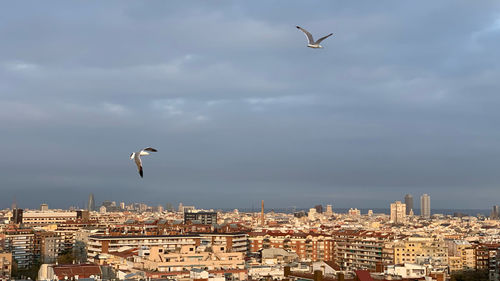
top-left (130, 153), bottom-right (135, 159)
top-left (319, 45), bottom-right (324, 48)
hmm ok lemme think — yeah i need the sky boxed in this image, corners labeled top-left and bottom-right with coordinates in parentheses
top-left (1, 1), bottom-right (500, 210)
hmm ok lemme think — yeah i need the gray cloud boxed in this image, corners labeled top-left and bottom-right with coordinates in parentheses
top-left (2, 1), bottom-right (500, 210)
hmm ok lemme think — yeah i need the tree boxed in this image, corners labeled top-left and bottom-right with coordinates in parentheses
top-left (450, 270), bottom-right (488, 281)
top-left (57, 249), bottom-right (75, 264)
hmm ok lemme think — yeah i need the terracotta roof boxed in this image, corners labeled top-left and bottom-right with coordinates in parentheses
top-left (355, 270), bottom-right (374, 281)
top-left (53, 264), bottom-right (101, 279)
top-left (108, 248), bottom-right (138, 258)
top-left (324, 260), bottom-right (341, 271)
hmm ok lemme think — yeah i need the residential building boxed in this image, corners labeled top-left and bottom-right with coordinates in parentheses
top-left (249, 231), bottom-right (335, 262)
top-left (0, 252), bottom-right (12, 280)
top-left (390, 201), bottom-right (406, 224)
top-left (184, 211), bottom-right (217, 225)
top-left (3, 226), bottom-right (34, 269)
top-left (21, 210), bottom-right (78, 226)
top-left (332, 230), bottom-right (396, 271)
top-left (394, 237), bottom-right (448, 269)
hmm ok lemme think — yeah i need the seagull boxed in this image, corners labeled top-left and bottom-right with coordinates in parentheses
top-left (296, 26), bottom-right (333, 48)
top-left (130, 147), bottom-right (158, 178)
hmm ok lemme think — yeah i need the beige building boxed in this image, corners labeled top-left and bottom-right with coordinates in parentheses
top-left (446, 240), bottom-right (475, 272)
top-left (142, 245), bottom-right (245, 273)
top-left (21, 211), bottom-right (77, 226)
top-left (390, 201), bottom-right (406, 224)
top-left (88, 233), bottom-right (247, 259)
top-left (332, 230), bottom-right (396, 271)
top-left (0, 252), bottom-right (12, 280)
top-left (394, 237), bottom-right (448, 267)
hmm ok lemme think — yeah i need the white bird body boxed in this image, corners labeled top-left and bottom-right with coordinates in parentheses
top-left (130, 147), bottom-right (157, 178)
top-left (296, 26), bottom-right (333, 49)
top-left (307, 44), bottom-right (323, 49)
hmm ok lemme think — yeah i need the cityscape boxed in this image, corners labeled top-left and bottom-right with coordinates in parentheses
top-left (3, 1), bottom-right (500, 281)
top-left (1, 194), bottom-right (500, 281)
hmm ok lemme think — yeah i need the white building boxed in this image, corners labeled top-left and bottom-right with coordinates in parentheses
top-left (390, 201), bottom-right (406, 224)
top-left (421, 194), bottom-right (431, 218)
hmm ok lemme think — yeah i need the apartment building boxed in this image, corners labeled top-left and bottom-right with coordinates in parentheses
top-left (200, 233), bottom-right (248, 253)
top-left (446, 240), bottom-right (475, 272)
top-left (390, 201), bottom-right (406, 224)
top-left (249, 231), bottom-right (335, 262)
top-left (184, 211), bottom-right (217, 225)
top-left (34, 231), bottom-right (63, 263)
top-left (3, 226), bottom-right (34, 269)
top-left (475, 243), bottom-right (500, 281)
top-left (0, 252), bottom-right (12, 281)
top-left (87, 233), bottom-right (248, 259)
top-left (21, 211), bottom-right (78, 226)
top-left (394, 237), bottom-right (448, 267)
top-left (332, 230), bottom-right (396, 271)
top-left (142, 245), bottom-right (245, 273)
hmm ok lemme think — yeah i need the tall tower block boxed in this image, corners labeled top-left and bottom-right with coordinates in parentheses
top-left (261, 200), bottom-right (264, 226)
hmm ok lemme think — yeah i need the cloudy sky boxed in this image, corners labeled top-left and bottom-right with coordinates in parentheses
top-left (1, 1), bottom-right (500, 210)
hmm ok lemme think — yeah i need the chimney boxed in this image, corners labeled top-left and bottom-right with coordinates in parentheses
top-left (337, 272), bottom-right (345, 281)
top-left (313, 270), bottom-right (323, 281)
top-left (284, 266), bottom-right (290, 277)
top-left (376, 262), bottom-right (384, 273)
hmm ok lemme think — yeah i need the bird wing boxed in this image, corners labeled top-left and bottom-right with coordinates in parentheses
top-left (134, 155), bottom-right (143, 178)
top-left (315, 33), bottom-right (333, 44)
top-left (296, 26), bottom-right (314, 44)
top-left (143, 147), bottom-right (158, 152)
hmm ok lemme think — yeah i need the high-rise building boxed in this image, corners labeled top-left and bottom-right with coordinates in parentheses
top-left (491, 205), bottom-right (499, 219)
top-left (261, 200), bottom-right (265, 226)
top-left (404, 194), bottom-right (413, 215)
top-left (314, 205), bottom-right (323, 214)
top-left (325, 204), bottom-right (333, 216)
top-left (11, 208), bottom-right (23, 224)
top-left (390, 201), bottom-right (406, 224)
top-left (40, 204), bottom-right (49, 212)
top-left (87, 193), bottom-right (95, 211)
top-left (348, 208), bottom-right (360, 217)
top-left (420, 194), bottom-right (431, 218)
top-left (308, 208), bottom-right (317, 219)
top-left (166, 203), bottom-right (173, 212)
top-left (119, 202), bottom-right (125, 210)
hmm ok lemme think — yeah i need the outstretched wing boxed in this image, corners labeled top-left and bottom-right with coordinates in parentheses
top-left (134, 155), bottom-right (143, 178)
top-left (143, 147), bottom-right (158, 152)
top-left (315, 33), bottom-right (333, 44)
top-left (296, 26), bottom-right (314, 44)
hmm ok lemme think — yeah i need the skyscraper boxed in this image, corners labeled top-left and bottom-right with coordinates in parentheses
top-left (261, 200), bottom-right (265, 226)
top-left (390, 201), bottom-right (406, 223)
top-left (325, 204), bottom-right (333, 216)
top-left (491, 205), bottom-right (499, 219)
top-left (314, 205), bottom-right (323, 214)
top-left (404, 194), bottom-right (413, 215)
top-left (420, 194), bottom-right (431, 218)
top-left (87, 193), bottom-right (95, 211)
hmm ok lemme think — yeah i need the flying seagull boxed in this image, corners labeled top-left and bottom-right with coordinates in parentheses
top-left (296, 26), bottom-right (333, 48)
top-left (130, 147), bottom-right (158, 178)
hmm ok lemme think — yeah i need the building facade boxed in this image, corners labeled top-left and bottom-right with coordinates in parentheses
top-left (404, 194), bottom-right (413, 215)
top-left (420, 194), bottom-right (431, 218)
top-left (390, 201), bottom-right (406, 224)
top-left (394, 237), bottom-right (448, 268)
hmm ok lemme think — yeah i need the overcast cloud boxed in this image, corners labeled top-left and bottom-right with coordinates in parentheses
top-left (2, 1), bottom-right (500, 210)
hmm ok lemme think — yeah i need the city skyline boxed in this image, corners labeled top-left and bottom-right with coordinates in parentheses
top-left (3, 1), bottom-right (500, 209)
